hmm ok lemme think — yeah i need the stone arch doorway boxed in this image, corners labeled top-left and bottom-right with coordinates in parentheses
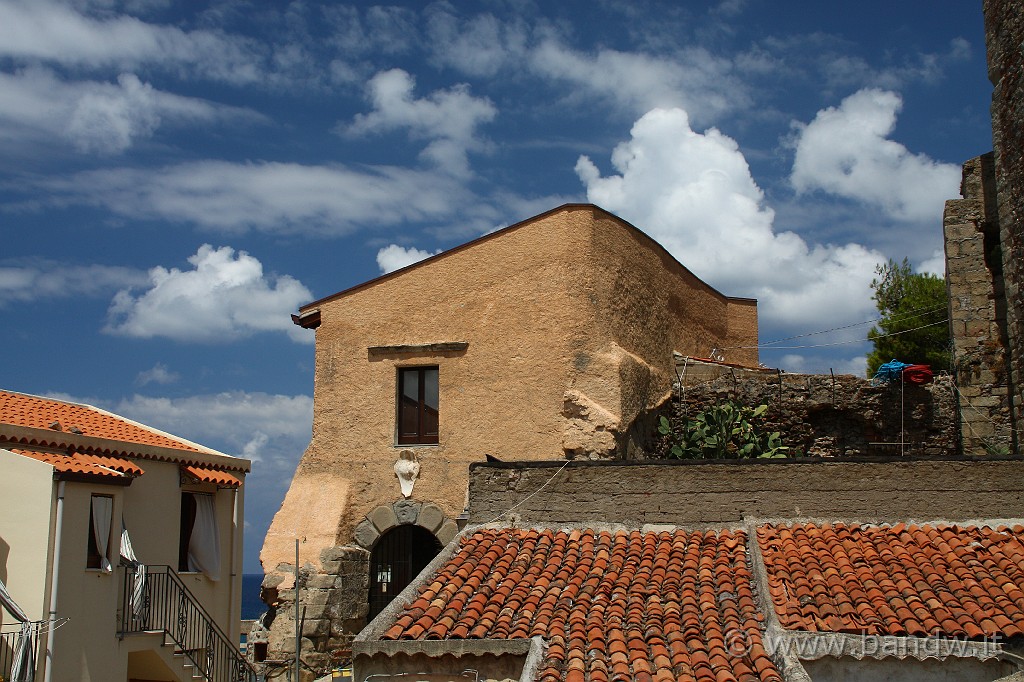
top-left (368, 524), bottom-right (442, 620)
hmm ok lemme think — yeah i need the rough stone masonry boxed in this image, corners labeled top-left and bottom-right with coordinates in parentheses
top-left (984, 0), bottom-right (1024, 449)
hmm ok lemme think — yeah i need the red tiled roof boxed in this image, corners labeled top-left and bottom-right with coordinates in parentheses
top-left (382, 527), bottom-right (782, 682)
top-left (0, 390), bottom-right (204, 454)
top-left (11, 448), bottom-right (144, 479)
top-left (182, 465), bottom-right (243, 488)
top-left (757, 522), bottom-right (1024, 639)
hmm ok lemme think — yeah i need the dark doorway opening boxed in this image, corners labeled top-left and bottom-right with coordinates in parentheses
top-left (368, 525), bottom-right (443, 622)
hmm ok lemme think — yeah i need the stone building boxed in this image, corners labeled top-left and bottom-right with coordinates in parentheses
top-left (984, 0), bottom-right (1024, 446)
top-left (941, 2), bottom-right (1024, 455)
top-left (943, 154), bottom-right (1013, 454)
top-left (258, 204), bottom-right (759, 673)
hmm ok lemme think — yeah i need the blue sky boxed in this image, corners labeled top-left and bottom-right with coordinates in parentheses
top-left (0, 0), bottom-right (994, 572)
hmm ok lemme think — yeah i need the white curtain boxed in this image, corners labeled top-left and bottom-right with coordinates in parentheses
top-left (187, 495), bottom-right (220, 580)
top-left (0, 576), bottom-right (33, 682)
top-left (120, 520), bottom-right (147, 621)
top-left (91, 496), bottom-right (112, 573)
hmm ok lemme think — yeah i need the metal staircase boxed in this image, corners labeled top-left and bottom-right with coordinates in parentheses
top-left (118, 565), bottom-right (256, 682)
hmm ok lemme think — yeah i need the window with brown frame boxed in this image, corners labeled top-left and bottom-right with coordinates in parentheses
top-left (397, 366), bottom-right (439, 445)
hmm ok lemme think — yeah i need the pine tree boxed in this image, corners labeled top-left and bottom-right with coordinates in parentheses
top-left (866, 258), bottom-right (950, 376)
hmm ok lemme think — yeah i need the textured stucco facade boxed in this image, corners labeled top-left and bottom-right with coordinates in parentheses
top-left (260, 204), bottom-right (758, 673)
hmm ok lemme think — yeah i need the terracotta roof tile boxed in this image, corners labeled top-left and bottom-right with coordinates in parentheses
top-left (181, 465), bottom-right (243, 488)
top-left (757, 522), bottom-right (1024, 639)
top-left (0, 390), bottom-right (203, 454)
top-left (381, 528), bottom-right (782, 682)
top-left (11, 448), bottom-right (143, 479)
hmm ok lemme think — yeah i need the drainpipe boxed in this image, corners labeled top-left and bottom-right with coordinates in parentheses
top-left (228, 488), bottom-right (237, 643)
top-left (42, 480), bottom-right (66, 682)
top-left (294, 539), bottom-right (300, 682)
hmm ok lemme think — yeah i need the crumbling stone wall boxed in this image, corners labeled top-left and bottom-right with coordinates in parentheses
top-left (650, 370), bottom-right (958, 458)
top-left (984, 0), bottom-right (1024, 448)
top-left (254, 546), bottom-right (370, 678)
top-left (943, 154), bottom-right (1014, 454)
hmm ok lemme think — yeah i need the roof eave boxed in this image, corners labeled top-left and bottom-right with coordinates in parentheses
top-left (0, 424), bottom-right (251, 473)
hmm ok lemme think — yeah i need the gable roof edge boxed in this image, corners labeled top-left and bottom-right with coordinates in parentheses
top-left (296, 203), bottom-right (757, 317)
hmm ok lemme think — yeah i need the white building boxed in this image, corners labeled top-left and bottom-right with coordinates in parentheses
top-left (0, 390), bottom-right (252, 682)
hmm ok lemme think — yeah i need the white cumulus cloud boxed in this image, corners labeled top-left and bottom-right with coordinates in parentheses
top-left (576, 107), bottom-right (883, 340)
top-left (376, 244), bottom-right (441, 274)
top-left (109, 391), bottom-right (312, 465)
top-left (346, 69), bottom-right (496, 176)
top-left (790, 88), bottom-right (961, 222)
top-left (67, 72), bottom-right (160, 153)
top-left (105, 244), bottom-right (313, 343)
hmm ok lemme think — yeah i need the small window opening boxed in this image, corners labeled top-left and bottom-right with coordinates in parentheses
top-left (397, 366), bottom-right (439, 445)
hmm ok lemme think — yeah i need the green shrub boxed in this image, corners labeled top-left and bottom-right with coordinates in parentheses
top-left (657, 401), bottom-right (788, 459)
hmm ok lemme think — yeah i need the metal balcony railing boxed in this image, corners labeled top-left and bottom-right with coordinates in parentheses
top-left (118, 565), bottom-right (255, 682)
top-left (0, 624), bottom-right (40, 682)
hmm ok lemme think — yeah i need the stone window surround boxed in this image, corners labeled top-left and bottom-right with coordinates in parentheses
top-left (354, 499), bottom-right (460, 551)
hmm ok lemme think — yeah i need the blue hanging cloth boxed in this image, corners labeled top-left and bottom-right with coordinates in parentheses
top-left (872, 359), bottom-right (911, 385)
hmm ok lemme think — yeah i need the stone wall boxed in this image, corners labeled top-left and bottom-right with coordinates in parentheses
top-left (943, 154), bottom-right (1013, 454)
top-left (467, 458), bottom-right (1024, 527)
top-left (984, 0), bottom-right (1024, 447)
top-left (651, 367), bottom-right (959, 459)
top-left (258, 500), bottom-right (459, 679)
top-left (254, 546), bottom-right (369, 677)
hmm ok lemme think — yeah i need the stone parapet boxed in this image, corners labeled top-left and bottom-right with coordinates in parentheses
top-left (468, 457), bottom-right (1024, 527)
top-left (657, 369), bottom-right (958, 458)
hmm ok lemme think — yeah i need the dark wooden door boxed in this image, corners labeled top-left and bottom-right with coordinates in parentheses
top-left (368, 525), bottom-right (443, 621)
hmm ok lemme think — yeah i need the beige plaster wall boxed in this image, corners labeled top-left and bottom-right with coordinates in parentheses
top-left (122, 458), bottom-right (244, 641)
top-left (0, 450), bottom-right (54, 623)
top-left (14, 456), bottom-right (245, 679)
top-left (49, 481), bottom-right (127, 681)
top-left (263, 205), bottom-right (759, 571)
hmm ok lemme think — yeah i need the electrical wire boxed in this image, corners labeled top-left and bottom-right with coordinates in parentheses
top-left (751, 304), bottom-right (949, 348)
top-left (948, 379), bottom-right (1019, 437)
top-left (487, 459), bottom-right (571, 525)
top-left (731, 319), bottom-right (949, 350)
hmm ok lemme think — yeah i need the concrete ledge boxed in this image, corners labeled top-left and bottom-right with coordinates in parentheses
top-left (353, 637), bottom-right (544, 682)
top-left (354, 638), bottom-right (535, 658)
top-left (469, 458), bottom-right (1024, 527)
top-left (469, 454), bottom-right (1024, 471)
